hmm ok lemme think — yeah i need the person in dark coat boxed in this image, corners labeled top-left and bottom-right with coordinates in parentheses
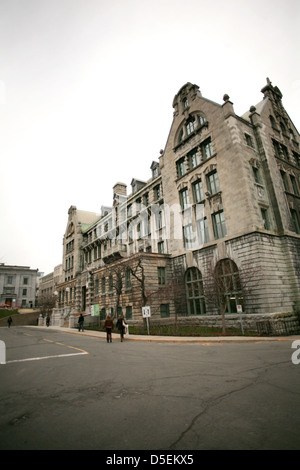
top-left (116, 314), bottom-right (126, 342)
top-left (78, 314), bottom-right (84, 332)
top-left (7, 316), bottom-right (12, 328)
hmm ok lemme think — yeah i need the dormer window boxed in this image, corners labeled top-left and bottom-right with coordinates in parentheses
top-left (151, 162), bottom-right (160, 179)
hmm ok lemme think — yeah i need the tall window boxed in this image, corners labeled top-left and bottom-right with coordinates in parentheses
top-left (158, 241), bottom-right (164, 253)
top-left (290, 209), bottom-right (300, 234)
top-left (261, 208), bottom-right (270, 230)
top-left (245, 133), bottom-right (254, 147)
top-left (272, 139), bottom-right (281, 158)
top-left (215, 259), bottom-right (243, 313)
top-left (207, 170), bottom-right (220, 195)
top-left (280, 170), bottom-right (289, 191)
top-left (101, 277), bottom-right (106, 294)
top-left (188, 148), bottom-right (200, 169)
top-left (160, 304), bottom-right (170, 318)
top-left (192, 179), bottom-right (204, 203)
top-left (201, 138), bottom-right (214, 160)
top-left (281, 144), bottom-right (289, 161)
top-left (196, 217), bottom-right (209, 245)
top-left (176, 157), bottom-right (186, 178)
top-left (158, 267), bottom-right (166, 285)
top-left (185, 267), bottom-right (206, 315)
top-left (125, 269), bottom-right (131, 289)
top-left (290, 175), bottom-right (299, 195)
top-left (252, 166), bottom-right (262, 184)
top-left (153, 185), bottom-right (161, 200)
top-left (126, 306), bottom-right (132, 319)
top-left (179, 188), bottom-right (190, 210)
top-left (212, 211), bottom-right (227, 239)
top-left (183, 223), bottom-right (195, 249)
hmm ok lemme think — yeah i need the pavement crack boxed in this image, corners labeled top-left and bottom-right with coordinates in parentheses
top-left (168, 376), bottom-right (262, 449)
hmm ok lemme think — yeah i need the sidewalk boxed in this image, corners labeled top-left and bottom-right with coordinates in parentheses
top-left (37, 325), bottom-right (299, 343)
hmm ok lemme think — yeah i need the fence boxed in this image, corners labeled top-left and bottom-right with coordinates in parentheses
top-left (256, 316), bottom-right (300, 336)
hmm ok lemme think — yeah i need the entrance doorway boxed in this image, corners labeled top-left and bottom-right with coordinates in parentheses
top-left (81, 286), bottom-right (86, 312)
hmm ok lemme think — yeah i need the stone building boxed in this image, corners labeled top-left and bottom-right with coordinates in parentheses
top-left (0, 263), bottom-right (39, 308)
top-left (38, 264), bottom-right (62, 302)
top-left (53, 79), bottom-right (300, 330)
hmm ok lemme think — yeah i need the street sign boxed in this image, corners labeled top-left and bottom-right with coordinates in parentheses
top-left (237, 305), bottom-right (243, 313)
top-left (142, 306), bottom-right (151, 335)
top-left (142, 306), bottom-right (151, 318)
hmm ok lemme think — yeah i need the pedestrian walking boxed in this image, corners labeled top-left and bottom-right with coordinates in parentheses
top-left (46, 315), bottom-right (50, 327)
top-left (78, 314), bottom-right (84, 332)
top-left (116, 314), bottom-right (126, 342)
top-left (104, 315), bottom-right (113, 343)
top-left (7, 316), bottom-right (12, 328)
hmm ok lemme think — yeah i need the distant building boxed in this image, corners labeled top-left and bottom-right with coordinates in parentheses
top-left (0, 264), bottom-right (39, 308)
top-left (37, 264), bottom-right (63, 310)
top-left (52, 79), bottom-right (300, 329)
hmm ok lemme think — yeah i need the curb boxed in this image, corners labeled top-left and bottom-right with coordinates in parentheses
top-left (35, 326), bottom-right (300, 343)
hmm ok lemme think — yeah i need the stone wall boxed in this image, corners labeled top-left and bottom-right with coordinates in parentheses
top-left (0, 311), bottom-right (40, 327)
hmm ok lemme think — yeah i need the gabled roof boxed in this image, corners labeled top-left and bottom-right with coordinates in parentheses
top-left (241, 98), bottom-right (269, 122)
top-left (76, 210), bottom-right (100, 225)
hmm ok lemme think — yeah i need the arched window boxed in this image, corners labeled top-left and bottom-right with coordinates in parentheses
top-left (186, 116), bottom-right (196, 135)
top-left (178, 128), bottom-right (184, 144)
top-left (214, 259), bottom-right (243, 313)
top-left (185, 267), bottom-right (206, 315)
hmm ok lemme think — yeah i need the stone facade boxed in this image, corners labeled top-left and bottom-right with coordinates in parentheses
top-left (53, 79), bottom-right (300, 330)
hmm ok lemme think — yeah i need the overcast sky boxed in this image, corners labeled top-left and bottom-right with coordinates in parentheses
top-left (0, 0), bottom-right (299, 276)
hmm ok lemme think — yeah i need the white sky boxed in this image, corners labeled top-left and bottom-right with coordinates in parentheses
top-left (0, 0), bottom-right (299, 276)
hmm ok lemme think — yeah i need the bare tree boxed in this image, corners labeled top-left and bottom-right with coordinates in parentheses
top-left (203, 259), bottom-right (260, 334)
top-left (128, 256), bottom-right (147, 307)
top-left (38, 293), bottom-right (55, 318)
top-left (110, 265), bottom-right (124, 315)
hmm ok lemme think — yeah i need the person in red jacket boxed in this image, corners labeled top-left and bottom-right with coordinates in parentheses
top-left (104, 315), bottom-right (113, 343)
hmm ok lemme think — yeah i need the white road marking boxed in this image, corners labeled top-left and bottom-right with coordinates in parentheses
top-left (6, 351), bottom-right (88, 363)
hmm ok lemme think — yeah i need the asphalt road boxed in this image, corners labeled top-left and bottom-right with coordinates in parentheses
top-left (0, 326), bottom-right (299, 451)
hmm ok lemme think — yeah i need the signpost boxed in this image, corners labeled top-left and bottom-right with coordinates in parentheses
top-left (0, 340), bottom-right (6, 365)
top-left (142, 306), bottom-right (151, 335)
top-left (237, 304), bottom-right (244, 335)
